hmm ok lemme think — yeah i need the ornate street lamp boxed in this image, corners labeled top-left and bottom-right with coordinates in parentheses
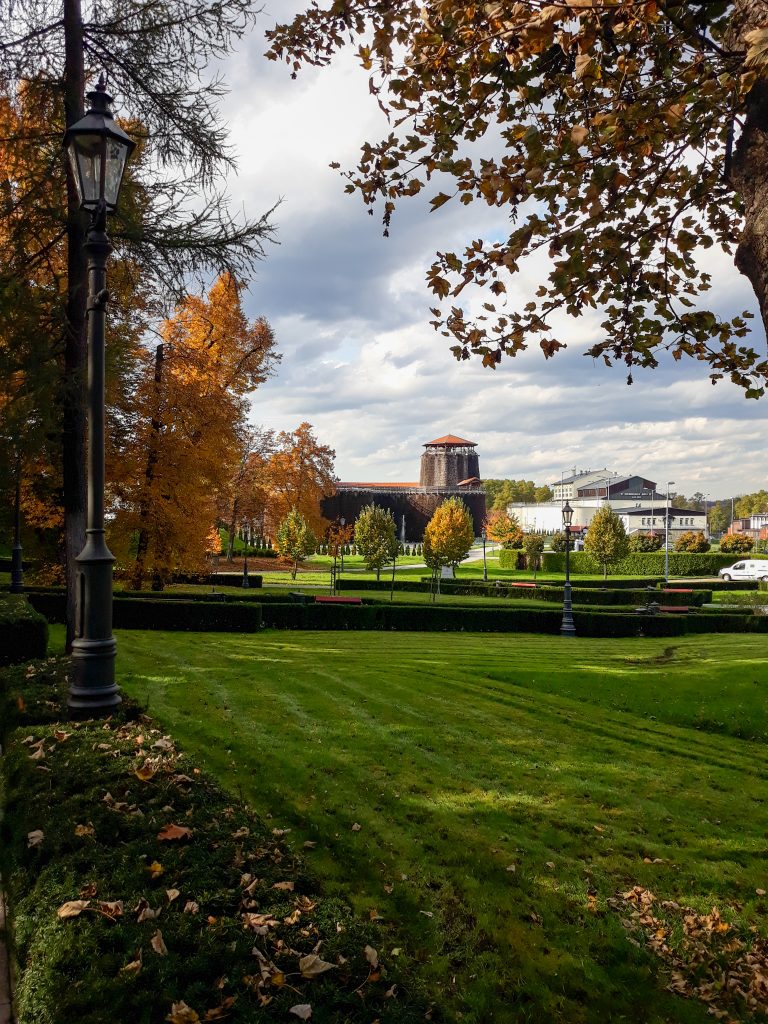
top-left (242, 525), bottom-right (250, 589)
top-left (10, 453), bottom-right (24, 593)
top-left (339, 517), bottom-right (346, 578)
top-left (664, 481), bottom-right (675, 583)
top-left (560, 501), bottom-right (576, 637)
top-left (481, 526), bottom-right (488, 582)
top-left (63, 76), bottom-right (135, 715)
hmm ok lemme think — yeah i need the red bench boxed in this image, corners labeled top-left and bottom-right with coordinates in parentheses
top-left (658, 605), bottom-right (690, 613)
top-left (314, 596), bottom-right (362, 605)
top-left (509, 582), bottom-right (537, 589)
top-left (662, 588), bottom-right (693, 594)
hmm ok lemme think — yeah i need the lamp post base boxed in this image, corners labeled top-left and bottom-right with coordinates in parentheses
top-left (560, 581), bottom-right (576, 637)
top-left (68, 531), bottom-right (120, 715)
top-left (69, 636), bottom-right (121, 713)
top-left (10, 542), bottom-right (23, 593)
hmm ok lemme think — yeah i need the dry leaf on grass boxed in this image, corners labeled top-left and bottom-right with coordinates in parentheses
top-left (135, 763), bottom-right (157, 782)
top-left (74, 823), bottom-right (95, 837)
top-left (151, 929), bottom-right (169, 955)
top-left (289, 1006), bottom-right (312, 1020)
top-left (351, 822), bottom-right (362, 831)
top-left (27, 829), bottom-right (44, 847)
top-left (364, 945), bottom-right (379, 968)
top-left (299, 953), bottom-right (335, 978)
top-left (146, 860), bottom-right (165, 878)
top-left (166, 1002), bottom-right (200, 1023)
top-left (158, 824), bottom-right (193, 841)
top-left (183, 901), bottom-right (200, 915)
top-left (166, 888), bottom-right (181, 902)
top-left (272, 881), bottom-right (294, 891)
top-left (57, 900), bottom-right (90, 919)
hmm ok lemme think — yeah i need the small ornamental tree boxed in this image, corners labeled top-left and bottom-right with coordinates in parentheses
top-left (674, 531), bottom-right (711, 553)
top-left (720, 533), bottom-right (755, 554)
top-left (584, 507), bottom-right (630, 580)
top-left (549, 532), bottom-right (567, 553)
top-left (424, 497), bottom-right (475, 595)
top-left (355, 504), bottom-right (397, 581)
top-left (629, 532), bottom-right (664, 553)
top-left (485, 510), bottom-right (524, 549)
top-left (276, 507), bottom-right (316, 580)
top-left (522, 533), bottom-right (545, 579)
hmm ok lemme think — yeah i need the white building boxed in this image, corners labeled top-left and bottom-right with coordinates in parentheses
top-left (510, 470), bottom-right (707, 537)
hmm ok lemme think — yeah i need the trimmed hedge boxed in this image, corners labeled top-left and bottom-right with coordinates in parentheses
top-left (25, 592), bottom-right (261, 632)
top-left (0, 596), bottom-right (48, 666)
top-left (169, 571), bottom-right (263, 587)
top-left (538, 551), bottom-right (735, 577)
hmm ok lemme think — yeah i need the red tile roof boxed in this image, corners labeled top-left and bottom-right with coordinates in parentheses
top-left (337, 481), bottom-right (420, 489)
top-left (424, 434), bottom-right (477, 447)
top-left (457, 477), bottom-right (481, 486)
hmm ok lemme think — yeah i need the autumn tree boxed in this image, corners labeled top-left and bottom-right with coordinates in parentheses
top-left (424, 497), bottom-right (475, 583)
top-left (735, 490), bottom-right (768, 516)
top-left (674, 531), bottom-right (711, 553)
top-left (522, 533), bottom-right (545, 578)
top-left (584, 506), bottom-right (629, 580)
top-left (720, 532), bottom-right (755, 554)
top-left (269, 1), bottom-right (768, 395)
top-left (485, 509), bottom-right (524, 549)
top-left (629, 532), bottom-right (663, 553)
top-left (110, 274), bottom-right (277, 589)
top-left (264, 423), bottom-right (336, 536)
top-left (219, 428), bottom-right (276, 560)
top-left (276, 507), bottom-right (316, 580)
top-left (2, 0), bottom-right (275, 645)
top-left (354, 504), bottom-right (397, 581)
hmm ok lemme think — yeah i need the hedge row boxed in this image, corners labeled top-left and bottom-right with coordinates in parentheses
top-left (167, 571), bottom-right (264, 587)
top-left (529, 587), bottom-right (711, 607)
top-left (499, 549), bottom-right (736, 577)
top-left (0, 596), bottom-right (48, 666)
top-left (25, 592), bottom-right (261, 632)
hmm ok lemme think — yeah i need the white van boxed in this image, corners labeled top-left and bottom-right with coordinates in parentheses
top-left (718, 559), bottom-right (768, 581)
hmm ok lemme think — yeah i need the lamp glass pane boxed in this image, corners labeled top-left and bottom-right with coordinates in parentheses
top-left (68, 134), bottom-right (103, 207)
top-left (104, 138), bottom-right (129, 208)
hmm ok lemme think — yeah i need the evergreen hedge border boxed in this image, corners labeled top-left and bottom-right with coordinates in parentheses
top-left (0, 597), bottom-right (48, 666)
top-left (499, 549), bottom-right (736, 577)
top-left (24, 593), bottom-right (261, 632)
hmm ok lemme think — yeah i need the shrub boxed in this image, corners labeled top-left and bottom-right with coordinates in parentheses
top-left (720, 533), bottom-right (755, 554)
top-left (541, 551), bottom-right (735, 577)
top-left (0, 596), bottom-right (48, 666)
top-left (24, 592), bottom-right (261, 632)
top-left (498, 549), bottom-right (527, 570)
top-left (674, 531), bottom-right (711, 553)
top-left (629, 532), bottom-right (663, 552)
top-left (522, 533), bottom-right (545, 576)
top-left (549, 532), bottom-right (567, 552)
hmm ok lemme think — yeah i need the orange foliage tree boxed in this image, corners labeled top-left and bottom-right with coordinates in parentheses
top-left (262, 422), bottom-right (336, 537)
top-left (110, 274), bottom-right (277, 588)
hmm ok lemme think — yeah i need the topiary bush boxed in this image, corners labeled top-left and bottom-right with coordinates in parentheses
top-left (720, 533), bottom-right (755, 554)
top-left (0, 596), bottom-right (48, 666)
top-left (674, 531), bottom-right (711, 553)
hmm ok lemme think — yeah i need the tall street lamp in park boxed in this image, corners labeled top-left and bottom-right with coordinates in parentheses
top-left (664, 481), bottom-right (675, 583)
top-left (560, 501), bottom-right (576, 637)
top-left (64, 76), bottom-right (135, 714)
top-left (481, 526), bottom-right (488, 582)
top-left (242, 528), bottom-right (250, 588)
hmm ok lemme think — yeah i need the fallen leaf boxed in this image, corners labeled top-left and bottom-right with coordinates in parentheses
top-left (166, 1002), bottom-right (200, 1023)
top-left (79, 883), bottom-right (98, 898)
top-left (756, 888), bottom-right (766, 897)
top-left (418, 911), bottom-right (433, 918)
top-left (98, 900), bottom-right (123, 918)
top-left (546, 861), bottom-right (555, 870)
top-left (53, 730), bottom-right (70, 742)
top-left (271, 827), bottom-right (291, 836)
top-left (299, 953), bottom-right (335, 978)
top-left (151, 929), bottom-right (169, 956)
top-left (120, 951), bottom-right (143, 974)
top-left (385, 984), bottom-right (397, 998)
top-left (74, 823), bottom-right (95, 837)
top-left (57, 900), bottom-right (90, 919)
top-left (593, 825), bottom-right (604, 833)
top-left (158, 824), bottom-right (193, 842)
top-left (289, 1005), bottom-right (312, 1020)
top-left (27, 829), bottom-right (44, 847)
top-left (29, 746), bottom-right (45, 761)
top-left (166, 888), bottom-right (181, 903)
top-left (364, 945), bottom-right (379, 968)
top-left (303, 841), bottom-right (317, 849)
top-left (351, 822), bottom-right (362, 831)
top-left (135, 763), bottom-right (157, 782)
top-left (146, 861), bottom-right (165, 878)
top-left (183, 901), bottom-right (200, 915)
top-left (272, 881), bottom-right (294, 891)
top-left (152, 737), bottom-right (174, 751)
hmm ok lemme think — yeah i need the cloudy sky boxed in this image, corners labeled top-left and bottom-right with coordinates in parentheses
top-left (217, 3), bottom-right (767, 499)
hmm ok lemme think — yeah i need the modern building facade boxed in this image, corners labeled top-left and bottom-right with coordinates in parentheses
top-left (322, 434), bottom-right (487, 539)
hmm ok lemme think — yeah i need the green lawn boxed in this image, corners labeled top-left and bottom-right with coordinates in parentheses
top-left (54, 625), bottom-right (768, 1024)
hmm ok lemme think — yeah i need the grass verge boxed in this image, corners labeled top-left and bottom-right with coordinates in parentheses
top-left (109, 627), bottom-right (768, 1023)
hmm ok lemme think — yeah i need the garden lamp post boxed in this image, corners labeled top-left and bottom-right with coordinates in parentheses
top-left (64, 76), bottom-right (135, 714)
top-left (242, 524), bottom-right (250, 588)
top-left (10, 454), bottom-right (24, 593)
top-left (560, 501), bottom-right (576, 637)
top-left (339, 517), bottom-right (346, 578)
top-left (481, 527), bottom-right (488, 581)
top-left (664, 481), bottom-right (675, 583)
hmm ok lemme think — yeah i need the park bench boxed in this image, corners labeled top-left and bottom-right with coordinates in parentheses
top-left (509, 582), bottom-right (538, 589)
top-left (314, 596), bottom-right (363, 606)
top-left (635, 601), bottom-right (690, 615)
top-left (661, 588), bottom-right (693, 595)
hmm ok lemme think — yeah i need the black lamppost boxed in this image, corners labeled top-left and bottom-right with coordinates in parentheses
top-left (63, 76), bottom-right (135, 714)
top-left (339, 517), bottom-right (346, 578)
top-left (10, 453), bottom-right (24, 593)
top-left (481, 527), bottom-right (488, 582)
top-left (242, 524), bottom-right (250, 588)
top-left (664, 480), bottom-right (675, 583)
top-left (561, 501), bottom-right (576, 637)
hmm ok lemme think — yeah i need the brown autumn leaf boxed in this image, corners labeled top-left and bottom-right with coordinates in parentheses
top-left (272, 881), bottom-right (294, 891)
top-left (299, 953), bottom-right (335, 979)
top-left (79, 882), bottom-right (98, 898)
top-left (364, 945), bottom-right (379, 968)
top-left (351, 823), bottom-right (362, 831)
top-left (74, 823), bottom-right (95, 837)
top-left (53, 730), bottom-right (71, 742)
top-left (146, 860), bottom-right (165, 878)
top-left (135, 762), bottom-right (157, 782)
top-left (57, 900), bottom-right (91, 919)
top-left (98, 900), bottom-right (124, 919)
top-left (27, 829), bottom-right (44, 847)
top-left (120, 950), bottom-right (143, 974)
top-left (166, 888), bottom-right (181, 903)
top-left (183, 901), bottom-right (200, 915)
top-left (151, 929), bottom-right (169, 956)
top-left (158, 824), bottom-right (193, 842)
top-left (289, 1005), bottom-right (312, 1020)
top-left (757, 888), bottom-right (766, 897)
top-left (166, 1002), bottom-right (200, 1023)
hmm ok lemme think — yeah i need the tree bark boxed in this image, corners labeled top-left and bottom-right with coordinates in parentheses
top-left (62, 0), bottom-right (87, 650)
top-left (729, 1), bottom-right (768, 338)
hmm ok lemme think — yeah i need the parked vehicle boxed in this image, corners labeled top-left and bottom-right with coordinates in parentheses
top-left (718, 559), bottom-right (768, 582)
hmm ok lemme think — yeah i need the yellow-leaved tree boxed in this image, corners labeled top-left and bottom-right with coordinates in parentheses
top-left (263, 422), bottom-right (336, 537)
top-left (110, 273), bottom-right (277, 588)
top-left (423, 497), bottom-right (474, 597)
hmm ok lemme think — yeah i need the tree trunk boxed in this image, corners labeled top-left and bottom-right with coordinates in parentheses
top-left (226, 497), bottom-right (239, 561)
top-left (62, 0), bottom-right (87, 650)
top-left (132, 344), bottom-right (164, 590)
top-left (729, 1), bottom-right (768, 338)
